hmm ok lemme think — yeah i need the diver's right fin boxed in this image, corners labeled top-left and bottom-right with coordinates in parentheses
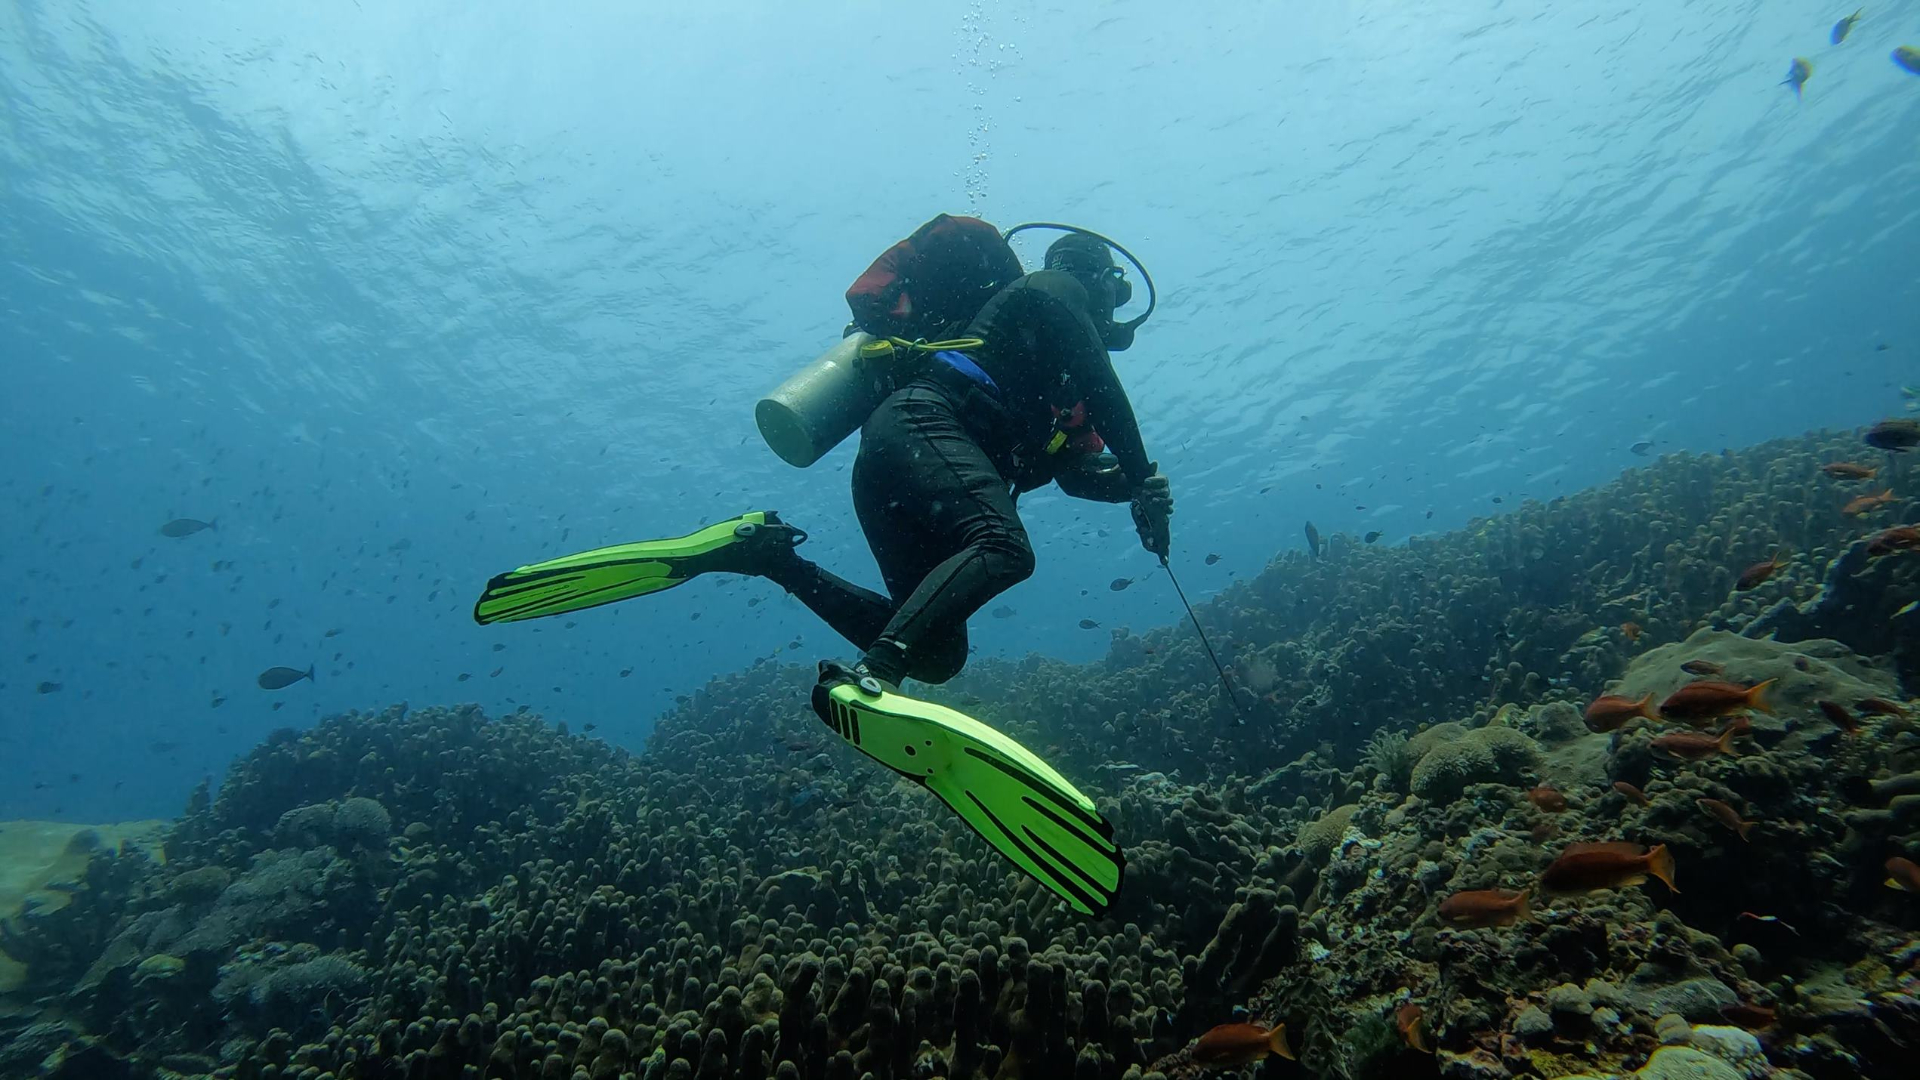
top-left (473, 511), bottom-right (802, 624)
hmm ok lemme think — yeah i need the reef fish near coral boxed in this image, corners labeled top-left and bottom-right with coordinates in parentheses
top-left (1887, 856), bottom-right (1920, 891)
top-left (1695, 797), bottom-right (1753, 841)
top-left (1437, 887), bottom-right (1530, 927)
top-left (1584, 691), bottom-right (1658, 732)
top-left (158, 517), bottom-right (215, 538)
top-left (1658, 679), bottom-right (1773, 723)
top-left (1192, 1021), bottom-right (1292, 1066)
top-left (1817, 699), bottom-right (1861, 734)
top-left (1865, 418), bottom-right (1920, 451)
top-left (1820, 461), bottom-right (1877, 479)
top-left (1539, 841), bottom-right (1678, 895)
top-left (1865, 525), bottom-right (1920, 556)
top-left (1651, 718), bottom-right (1748, 761)
top-left (1527, 784), bottom-right (1567, 812)
top-left (1396, 1002), bottom-right (1431, 1053)
top-left (1842, 488), bottom-right (1897, 516)
top-left (256, 664), bottom-right (314, 690)
top-left (1734, 551), bottom-right (1787, 590)
top-left (1613, 780), bottom-right (1651, 807)
top-left (1303, 520), bottom-right (1322, 558)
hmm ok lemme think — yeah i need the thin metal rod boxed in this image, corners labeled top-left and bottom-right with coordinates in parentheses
top-left (1161, 556), bottom-right (1249, 726)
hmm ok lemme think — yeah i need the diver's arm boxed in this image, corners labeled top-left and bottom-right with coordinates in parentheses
top-left (1024, 271), bottom-right (1154, 483)
top-left (1055, 453), bottom-right (1133, 503)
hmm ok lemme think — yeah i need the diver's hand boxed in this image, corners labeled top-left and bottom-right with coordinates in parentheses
top-left (1129, 468), bottom-right (1172, 559)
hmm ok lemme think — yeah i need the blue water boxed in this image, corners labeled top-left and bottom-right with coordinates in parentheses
top-left (4, 1), bottom-right (1917, 822)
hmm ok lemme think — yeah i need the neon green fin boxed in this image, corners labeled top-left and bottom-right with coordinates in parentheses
top-left (473, 511), bottom-right (795, 624)
top-left (811, 668), bottom-right (1124, 916)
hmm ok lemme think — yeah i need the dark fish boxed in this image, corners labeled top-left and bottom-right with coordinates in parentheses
top-left (1109, 577), bottom-right (1134, 592)
top-left (1304, 521), bottom-right (1323, 558)
top-left (1540, 841), bottom-right (1678, 894)
top-left (1629, 440), bottom-right (1653, 456)
top-left (1898, 46), bottom-right (1920, 76)
top-left (1720, 1003), bottom-right (1777, 1030)
top-left (1831, 8), bottom-right (1862, 45)
top-left (36, 680), bottom-right (62, 694)
top-left (490, 666), bottom-right (503, 677)
top-left (1437, 888), bottom-right (1530, 928)
top-left (1364, 531), bottom-right (1382, 544)
top-left (991, 605), bottom-right (1017, 618)
top-left (1078, 618), bottom-right (1100, 630)
top-left (1817, 699), bottom-right (1860, 734)
top-left (1492, 496), bottom-right (1503, 504)
top-left (256, 664), bottom-right (314, 690)
top-left (492, 643), bottom-right (506, 652)
top-left (1205, 553), bottom-right (1222, 565)
top-left (619, 667), bottom-right (633, 677)
top-left (1613, 781), bottom-right (1651, 807)
top-left (1527, 785), bottom-right (1567, 812)
top-left (388, 537), bottom-right (413, 552)
top-left (456, 673), bottom-right (472, 682)
top-left (1192, 1022), bottom-right (1292, 1067)
top-left (1696, 797), bottom-right (1753, 841)
top-left (1865, 419), bottom-right (1920, 451)
top-left (1856, 697), bottom-right (1907, 717)
top-left (582, 723), bottom-right (597, 733)
top-left (1680, 659), bottom-right (1723, 676)
top-left (323, 628), bottom-right (343, 638)
top-left (159, 518), bottom-right (215, 538)
top-left (1734, 551), bottom-right (1787, 590)
top-left (1782, 57), bottom-right (1812, 98)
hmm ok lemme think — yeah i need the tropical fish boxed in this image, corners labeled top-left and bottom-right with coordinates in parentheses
top-left (1651, 718), bottom-right (1748, 761)
top-left (1109, 577), bottom-right (1134, 592)
top-left (1680, 659), bottom-right (1723, 676)
top-left (1735, 551), bottom-right (1787, 590)
top-left (1821, 462), bottom-right (1877, 479)
top-left (1540, 841), bottom-right (1678, 895)
top-left (1842, 489), bottom-right (1897, 516)
top-left (1865, 418), bottom-right (1920, 451)
top-left (1437, 888), bottom-right (1531, 928)
top-left (36, 680), bottom-right (62, 694)
top-left (1613, 781), bottom-right (1651, 808)
top-left (1897, 46), bottom-right (1920, 76)
top-left (1205, 553), bottom-right (1222, 565)
top-left (1659, 679), bottom-right (1774, 723)
top-left (1856, 697), bottom-right (1907, 716)
top-left (456, 673), bottom-right (472, 682)
top-left (1887, 856), bottom-right (1920, 892)
top-left (1720, 1002), bottom-right (1777, 1030)
top-left (159, 518), bottom-right (216, 538)
top-left (1304, 521), bottom-right (1323, 558)
top-left (1630, 440), bottom-right (1654, 456)
top-left (1192, 1021), bottom-right (1293, 1067)
top-left (1620, 621), bottom-right (1643, 643)
top-left (1831, 9), bottom-right (1863, 46)
top-left (1584, 692), bottom-right (1659, 733)
top-left (1817, 699), bottom-right (1861, 734)
top-left (991, 605), bottom-right (1017, 618)
top-left (256, 664), bottom-right (314, 690)
top-left (1782, 57), bottom-right (1812, 98)
top-left (1078, 618), bottom-right (1101, 630)
top-left (1866, 525), bottom-right (1920, 557)
top-left (1364, 531), bottom-right (1382, 544)
top-left (1696, 797), bottom-right (1753, 841)
top-left (1396, 1003), bottom-right (1431, 1053)
top-left (1527, 785), bottom-right (1568, 812)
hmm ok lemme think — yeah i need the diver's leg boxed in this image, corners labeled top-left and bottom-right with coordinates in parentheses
top-left (852, 385), bottom-right (1033, 685)
top-left (754, 555), bottom-right (895, 655)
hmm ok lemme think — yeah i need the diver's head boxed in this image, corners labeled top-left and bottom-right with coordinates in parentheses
top-left (1045, 233), bottom-right (1136, 350)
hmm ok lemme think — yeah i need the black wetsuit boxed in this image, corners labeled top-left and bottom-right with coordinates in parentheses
top-left (762, 270), bottom-right (1153, 684)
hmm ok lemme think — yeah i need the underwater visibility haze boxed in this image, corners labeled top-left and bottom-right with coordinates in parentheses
top-left (4, 2), bottom-right (1920, 1078)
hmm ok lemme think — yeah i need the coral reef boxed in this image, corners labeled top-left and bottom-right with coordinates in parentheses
top-left (3, 429), bottom-right (1920, 1079)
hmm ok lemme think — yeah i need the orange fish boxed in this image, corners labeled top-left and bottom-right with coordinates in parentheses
top-left (1680, 659), bottom-right (1723, 676)
top-left (1734, 551), bottom-right (1787, 591)
top-left (1527, 785), bottom-right (1568, 812)
top-left (1696, 798), bottom-right (1753, 842)
top-left (1620, 621), bottom-right (1644, 643)
top-left (1887, 857), bottom-right (1920, 892)
top-left (1529, 821), bottom-right (1561, 845)
top-left (1843, 488), bottom-right (1897, 516)
top-left (1821, 462), bottom-right (1878, 480)
top-left (1719, 1002), bottom-right (1777, 1030)
top-left (1437, 888), bottom-right (1531, 928)
top-left (1659, 679), bottom-right (1774, 723)
top-left (1856, 697), bottom-right (1907, 717)
top-left (1866, 525), bottom-right (1920, 557)
top-left (1613, 780), bottom-right (1651, 807)
top-left (1584, 692), bottom-right (1659, 732)
top-left (1396, 1003), bottom-right (1432, 1053)
top-left (1193, 1022), bottom-right (1293, 1067)
top-left (1651, 717), bottom-right (1748, 761)
top-left (1817, 700), bottom-right (1861, 735)
top-left (1540, 841), bottom-right (1678, 895)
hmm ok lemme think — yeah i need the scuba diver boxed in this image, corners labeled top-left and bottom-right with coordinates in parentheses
top-left (473, 217), bottom-right (1169, 917)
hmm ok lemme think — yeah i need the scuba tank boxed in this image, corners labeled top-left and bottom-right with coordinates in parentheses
top-left (755, 332), bottom-right (891, 469)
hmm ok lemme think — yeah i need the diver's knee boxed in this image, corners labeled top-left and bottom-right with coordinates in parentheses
top-left (910, 637), bottom-right (970, 685)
